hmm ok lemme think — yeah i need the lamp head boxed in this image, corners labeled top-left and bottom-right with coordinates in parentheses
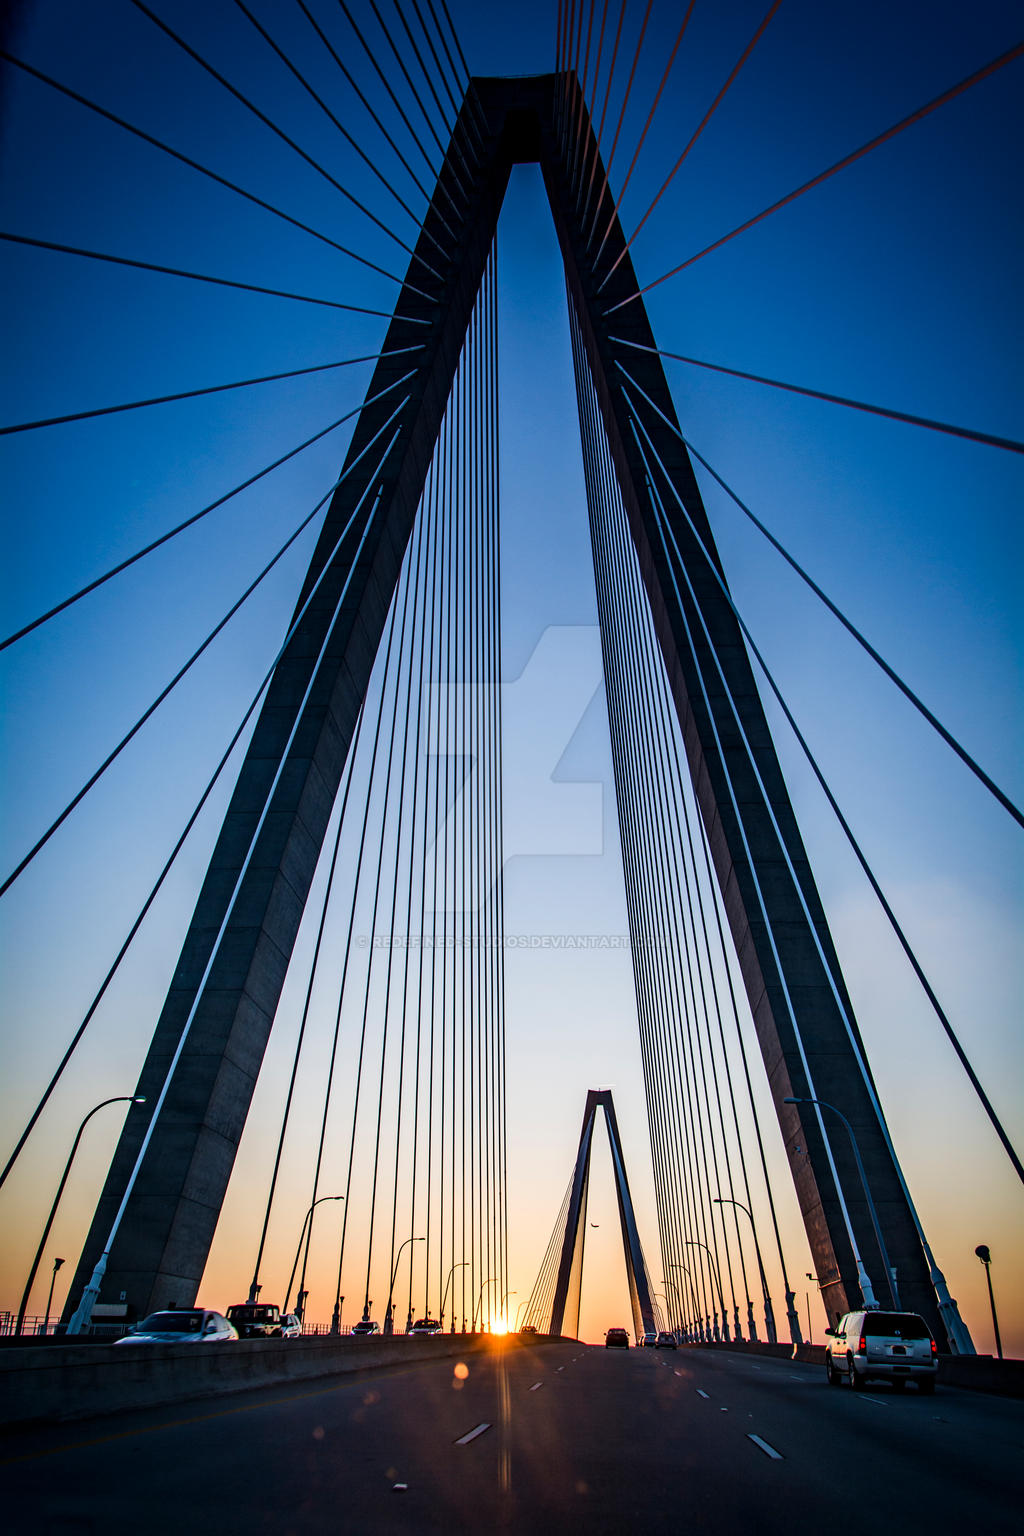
top-left (975, 1244), bottom-right (992, 1264)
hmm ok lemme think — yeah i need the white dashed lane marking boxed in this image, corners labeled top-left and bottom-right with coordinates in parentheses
top-left (529, 1382), bottom-right (543, 1392)
top-left (748, 1434), bottom-right (783, 1461)
top-left (455, 1423), bottom-right (491, 1446)
top-left (696, 1389), bottom-right (710, 1399)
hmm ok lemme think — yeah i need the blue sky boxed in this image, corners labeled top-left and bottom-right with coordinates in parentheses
top-left (1, 1), bottom-right (1021, 1346)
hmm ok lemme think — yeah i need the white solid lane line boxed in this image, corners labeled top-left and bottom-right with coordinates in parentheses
top-left (455, 1423), bottom-right (492, 1446)
top-left (748, 1435), bottom-right (783, 1461)
top-left (529, 1382), bottom-right (543, 1392)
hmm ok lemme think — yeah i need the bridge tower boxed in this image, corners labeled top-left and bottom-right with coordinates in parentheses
top-left (549, 1090), bottom-right (657, 1343)
top-left (65, 72), bottom-right (950, 1345)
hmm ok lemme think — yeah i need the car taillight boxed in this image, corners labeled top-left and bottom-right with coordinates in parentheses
top-left (858, 1333), bottom-right (867, 1353)
top-left (931, 1338), bottom-right (938, 1357)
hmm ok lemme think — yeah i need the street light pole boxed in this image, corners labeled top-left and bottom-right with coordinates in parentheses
top-left (384, 1237), bottom-right (424, 1335)
top-left (664, 1270), bottom-right (692, 1339)
top-left (659, 1281), bottom-right (683, 1336)
top-left (684, 1241), bottom-right (729, 1343)
top-left (712, 1196), bottom-right (778, 1344)
top-left (500, 1290), bottom-right (516, 1328)
top-left (441, 1262), bottom-right (468, 1333)
top-left (784, 1096), bottom-right (898, 1311)
top-left (15, 1094), bottom-right (146, 1337)
top-left (283, 1195), bottom-right (344, 1318)
top-left (41, 1257), bottom-right (65, 1337)
top-left (975, 1246), bottom-right (1002, 1359)
top-left (667, 1263), bottom-right (701, 1340)
top-left (474, 1277), bottom-right (498, 1332)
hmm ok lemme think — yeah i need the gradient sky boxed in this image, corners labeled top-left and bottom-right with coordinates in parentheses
top-left (1, 0), bottom-right (1021, 1351)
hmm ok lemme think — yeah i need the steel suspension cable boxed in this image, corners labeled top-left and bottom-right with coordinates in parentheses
top-left (597, 0), bottom-right (783, 292)
top-left (578, 0), bottom-right (628, 233)
top-left (335, 0), bottom-right (466, 224)
top-left (0, 419), bottom-right (403, 1187)
top-left (392, 0), bottom-right (464, 156)
top-left (0, 351), bottom-right (413, 438)
top-left (591, 2), bottom-right (698, 270)
top-left (233, 0), bottom-right (453, 265)
top-left (293, 0), bottom-right (458, 244)
top-left (419, 450), bottom-right (443, 1319)
top-left (385, 451), bottom-right (433, 1330)
top-left (366, 0), bottom-right (471, 198)
top-left (619, 383), bottom-right (1024, 1186)
top-left (627, 417), bottom-right (891, 1315)
top-left (614, 364), bottom-right (1024, 828)
top-left (582, 0), bottom-right (653, 251)
top-left (434, 0), bottom-right (491, 157)
top-left (132, 0), bottom-right (444, 284)
top-left (0, 231), bottom-right (428, 322)
top-left (569, 303), bottom-right (710, 1334)
top-left (247, 699), bottom-right (368, 1299)
top-left (568, 308), bottom-right (776, 1333)
top-left (0, 54), bottom-right (411, 291)
top-left (0, 388), bottom-right (415, 897)
top-left (241, 0), bottom-right (451, 264)
top-left (610, 336), bottom-right (1024, 455)
top-left (608, 40), bottom-right (1024, 312)
top-left (567, 0), bottom-right (597, 198)
top-left (66, 455), bottom-right (397, 1325)
top-left (423, 0), bottom-right (487, 156)
top-left (357, 528), bottom-right (422, 1318)
top-left (569, 0), bottom-right (610, 211)
top-left (328, 554), bottom-right (409, 1317)
top-left (1, 369), bottom-right (419, 652)
top-left (409, 453), bottom-right (442, 1320)
top-left (365, 501), bottom-right (433, 1327)
top-left (587, 383), bottom-right (752, 1333)
top-left (408, 0), bottom-right (460, 126)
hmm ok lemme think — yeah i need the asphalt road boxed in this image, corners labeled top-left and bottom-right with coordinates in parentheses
top-left (3, 1342), bottom-right (1022, 1534)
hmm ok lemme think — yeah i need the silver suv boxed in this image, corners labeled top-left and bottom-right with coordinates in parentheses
top-left (825, 1310), bottom-right (938, 1393)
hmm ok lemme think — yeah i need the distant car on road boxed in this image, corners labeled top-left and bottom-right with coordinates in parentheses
top-left (639, 1331), bottom-right (658, 1347)
top-left (115, 1309), bottom-right (237, 1344)
top-left (825, 1310), bottom-right (937, 1393)
top-left (605, 1327), bottom-right (629, 1349)
top-left (655, 1331), bottom-right (677, 1349)
top-left (409, 1318), bottom-right (443, 1336)
top-left (350, 1318), bottom-right (381, 1337)
top-left (279, 1313), bottom-right (301, 1338)
top-left (226, 1302), bottom-right (283, 1339)
top-left (519, 1324), bottom-right (538, 1336)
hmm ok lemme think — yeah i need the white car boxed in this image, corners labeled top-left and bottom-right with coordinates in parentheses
top-left (409, 1318), bottom-right (443, 1336)
top-left (825, 1310), bottom-right (938, 1393)
top-left (115, 1309), bottom-right (238, 1344)
top-left (350, 1318), bottom-right (381, 1337)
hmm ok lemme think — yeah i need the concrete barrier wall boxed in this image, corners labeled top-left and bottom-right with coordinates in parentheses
top-left (0, 1333), bottom-right (573, 1428)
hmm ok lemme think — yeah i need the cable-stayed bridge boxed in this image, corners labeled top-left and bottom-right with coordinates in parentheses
top-left (1, 0), bottom-right (1021, 1430)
